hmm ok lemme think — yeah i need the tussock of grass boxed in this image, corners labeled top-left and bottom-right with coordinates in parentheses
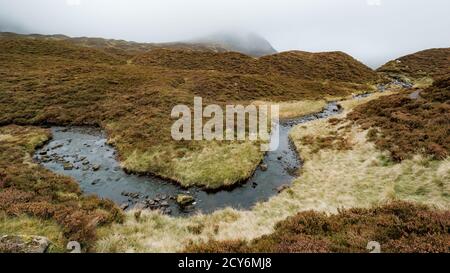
top-left (122, 141), bottom-right (263, 189)
top-left (95, 93), bottom-right (449, 252)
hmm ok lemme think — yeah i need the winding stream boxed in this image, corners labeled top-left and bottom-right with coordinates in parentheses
top-left (34, 102), bottom-right (342, 216)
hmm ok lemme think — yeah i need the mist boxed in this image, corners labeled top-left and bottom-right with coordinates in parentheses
top-left (0, 0), bottom-right (449, 68)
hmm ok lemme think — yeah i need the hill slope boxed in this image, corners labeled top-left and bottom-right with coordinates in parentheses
top-left (0, 32), bottom-right (377, 189)
top-left (377, 48), bottom-right (450, 84)
top-left (133, 49), bottom-right (378, 84)
top-left (348, 75), bottom-right (450, 161)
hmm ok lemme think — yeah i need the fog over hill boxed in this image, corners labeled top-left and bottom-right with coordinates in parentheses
top-left (0, 0), bottom-right (449, 68)
top-left (190, 31), bottom-right (277, 57)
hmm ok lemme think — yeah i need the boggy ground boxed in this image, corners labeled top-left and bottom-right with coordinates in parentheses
top-left (94, 91), bottom-right (449, 252)
top-left (0, 34), bottom-right (378, 189)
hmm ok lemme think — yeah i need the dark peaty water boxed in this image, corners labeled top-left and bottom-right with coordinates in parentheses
top-left (35, 103), bottom-right (341, 216)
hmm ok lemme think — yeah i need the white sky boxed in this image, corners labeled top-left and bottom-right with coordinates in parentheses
top-left (0, 0), bottom-right (449, 68)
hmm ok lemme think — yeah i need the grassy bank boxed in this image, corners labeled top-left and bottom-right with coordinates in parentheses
top-left (121, 141), bottom-right (264, 189)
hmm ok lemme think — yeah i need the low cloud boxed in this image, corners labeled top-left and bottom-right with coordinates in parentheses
top-left (0, 0), bottom-right (449, 68)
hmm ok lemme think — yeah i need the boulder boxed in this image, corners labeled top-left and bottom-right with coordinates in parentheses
top-left (41, 155), bottom-right (51, 163)
top-left (0, 235), bottom-right (51, 253)
top-left (63, 163), bottom-right (74, 170)
top-left (176, 194), bottom-right (194, 206)
top-left (276, 184), bottom-right (290, 193)
top-left (133, 202), bottom-right (147, 210)
top-left (164, 208), bottom-right (172, 215)
top-left (91, 179), bottom-right (100, 185)
top-left (130, 192), bottom-right (139, 199)
top-left (260, 164), bottom-right (268, 171)
top-left (51, 143), bottom-right (64, 150)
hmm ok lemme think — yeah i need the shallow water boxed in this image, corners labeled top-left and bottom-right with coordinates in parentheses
top-left (35, 102), bottom-right (341, 216)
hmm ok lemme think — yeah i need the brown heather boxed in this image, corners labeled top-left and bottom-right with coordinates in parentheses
top-left (184, 201), bottom-right (450, 253)
top-left (348, 76), bottom-right (450, 161)
top-left (377, 48), bottom-right (450, 80)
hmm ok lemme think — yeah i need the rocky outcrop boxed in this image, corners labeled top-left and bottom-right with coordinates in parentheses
top-left (0, 235), bottom-right (51, 253)
top-left (176, 194), bottom-right (195, 206)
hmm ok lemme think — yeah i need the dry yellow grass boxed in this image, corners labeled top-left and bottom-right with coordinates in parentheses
top-left (253, 100), bottom-right (327, 119)
top-left (95, 92), bottom-right (449, 252)
top-left (411, 77), bottom-right (434, 88)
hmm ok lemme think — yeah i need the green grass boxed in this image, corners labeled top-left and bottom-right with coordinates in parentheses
top-left (0, 212), bottom-right (66, 252)
top-left (122, 141), bottom-right (263, 189)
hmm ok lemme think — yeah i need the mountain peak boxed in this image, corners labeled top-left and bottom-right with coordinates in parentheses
top-left (191, 31), bottom-right (277, 57)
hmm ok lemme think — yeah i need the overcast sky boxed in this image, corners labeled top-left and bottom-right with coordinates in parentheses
top-left (1, 0), bottom-right (449, 68)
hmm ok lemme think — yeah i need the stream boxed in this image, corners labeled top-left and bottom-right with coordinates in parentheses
top-left (34, 102), bottom-right (342, 216)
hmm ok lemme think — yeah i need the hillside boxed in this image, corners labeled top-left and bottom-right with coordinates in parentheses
top-left (377, 48), bottom-right (450, 85)
top-left (0, 32), bottom-right (378, 191)
top-left (259, 50), bottom-right (377, 83)
top-left (133, 49), bottom-right (378, 83)
top-left (0, 32), bottom-right (228, 58)
top-left (1, 32), bottom-right (448, 252)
